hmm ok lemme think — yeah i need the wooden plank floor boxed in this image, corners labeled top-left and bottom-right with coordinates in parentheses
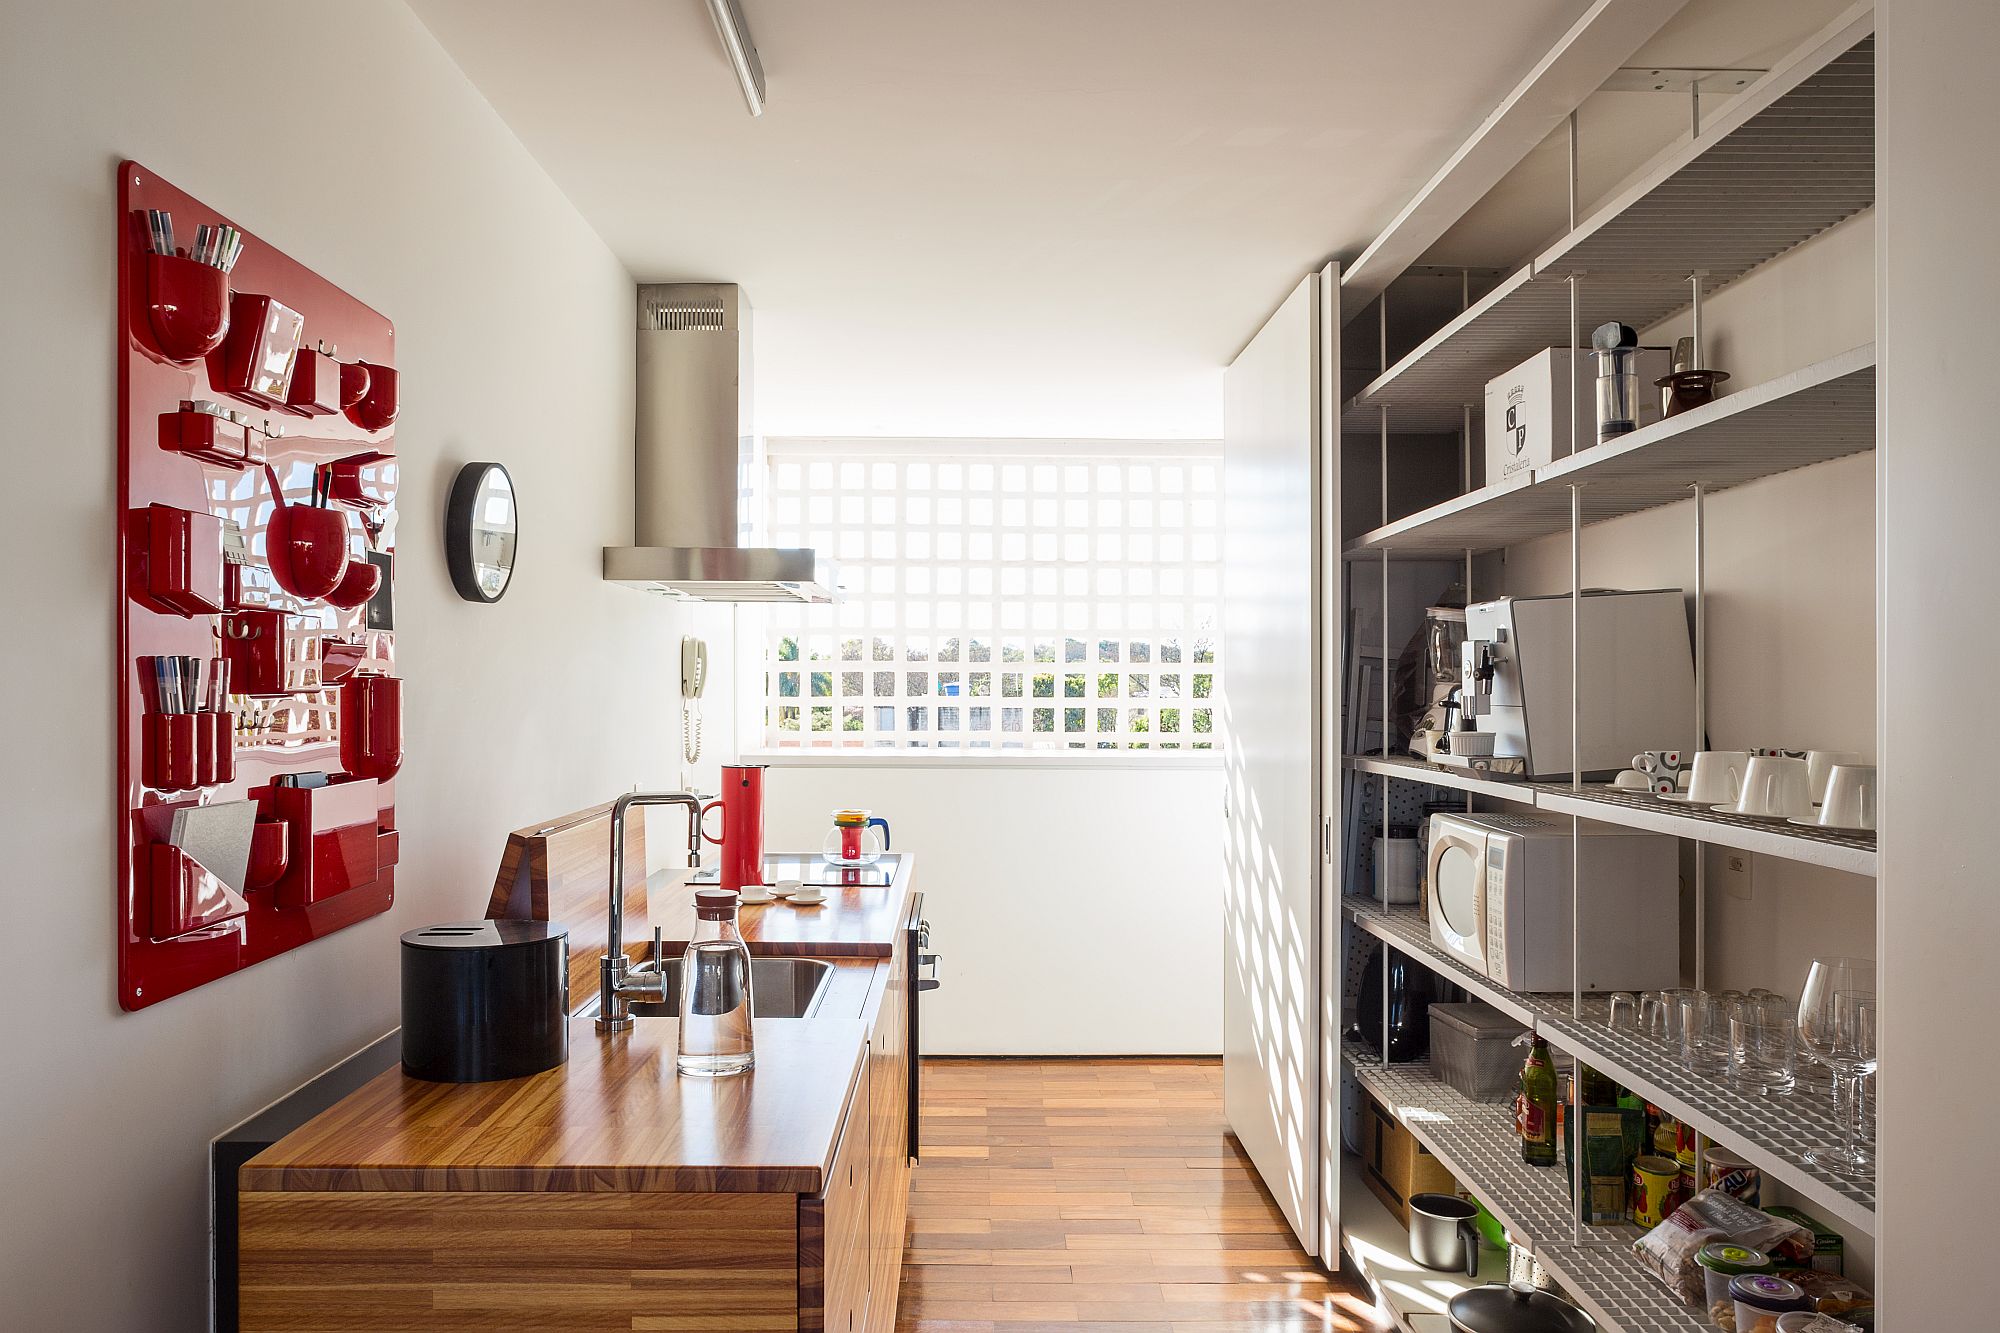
top-left (899, 1058), bottom-right (1386, 1332)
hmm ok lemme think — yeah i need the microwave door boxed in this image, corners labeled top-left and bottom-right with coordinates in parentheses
top-left (1429, 830), bottom-right (1486, 972)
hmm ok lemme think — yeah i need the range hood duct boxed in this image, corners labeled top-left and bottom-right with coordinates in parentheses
top-left (603, 282), bottom-right (837, 602)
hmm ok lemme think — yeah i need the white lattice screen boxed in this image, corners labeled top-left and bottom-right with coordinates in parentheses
top-left (761, 440), bottom-right (1221, 751)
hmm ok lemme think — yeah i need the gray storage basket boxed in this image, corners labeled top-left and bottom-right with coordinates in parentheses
top-left (1429, 1001), bottom-right (1528, 1103)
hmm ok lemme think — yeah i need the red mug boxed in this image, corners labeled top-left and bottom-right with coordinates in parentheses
top-left (339, 674), bottom-right (403, 782)
top-left (197, 710), bottom-right (235, 786)
top-left (699, 763), bottom-right (767, 892)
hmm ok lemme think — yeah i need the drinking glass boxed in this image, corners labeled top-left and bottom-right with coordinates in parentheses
top-left (1607, 992), bottom-right (1639, 1032)
top-left (1679, 992), bottom-right (1728, 1075)
top-left (1638, 991), bottom-right (1670, 1039)
top-left (1798, 958), bottom-right (1878, 1176)
top-left (1730, 1013), bottom-right (1797, 1095)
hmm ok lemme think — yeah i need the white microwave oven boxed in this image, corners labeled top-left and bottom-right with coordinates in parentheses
top-left (1426, 811), bottom-right (1679, 993)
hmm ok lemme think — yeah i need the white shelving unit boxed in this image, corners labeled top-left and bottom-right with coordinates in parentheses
top-left (1324, 11), bottom-right (1882, 1331)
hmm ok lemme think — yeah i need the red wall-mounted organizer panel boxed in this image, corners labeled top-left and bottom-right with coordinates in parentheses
top-left (118, 162), bottom-right (403, 1010)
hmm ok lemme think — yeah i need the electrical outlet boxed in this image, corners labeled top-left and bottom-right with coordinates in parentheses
top-left (1722, 852), bottom-right (1753, 901)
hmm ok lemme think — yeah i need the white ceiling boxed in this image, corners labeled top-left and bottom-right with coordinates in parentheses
top-left (410, 0), bottom-right (1596, 438)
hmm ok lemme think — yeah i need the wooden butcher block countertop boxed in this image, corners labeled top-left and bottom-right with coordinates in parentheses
top-left (239, 1015), bottom-right (870, 1195)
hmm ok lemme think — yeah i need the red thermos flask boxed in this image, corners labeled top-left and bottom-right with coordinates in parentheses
top-left (700, 763), bottom-right (766, 892)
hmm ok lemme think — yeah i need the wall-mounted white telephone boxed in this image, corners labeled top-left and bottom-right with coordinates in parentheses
top-left (681, 635), bottom-right (708, 764)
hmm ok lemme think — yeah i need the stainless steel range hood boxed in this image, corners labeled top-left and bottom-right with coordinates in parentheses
top-left (603, 283), bottom-right (838, 602)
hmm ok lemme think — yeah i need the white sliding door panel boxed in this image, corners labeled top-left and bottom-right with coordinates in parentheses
top-left (1222, 268), bottom-right (1334, 1256)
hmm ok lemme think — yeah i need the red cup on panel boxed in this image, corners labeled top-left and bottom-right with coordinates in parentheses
top-left (200, 711), bottom-right (236, 786)
top-left (339, 674), bottom-right (402, 782)
top-left (699, 763), bottom-right (767, 891)
top-left (266, 502), bottom-right (350, 601)
top-left (284, 347), bottom-right (342, 416)
top-left (247, 820), bottom-right (290, 891)
top-left (144, 252), bottom-right (230, 363)
top-left (338, 360), bottom-right (372, 408)
top-left (149, 844), bottom-right (249, 941)
top-left (147, 713), bottom-right (201, 792)
top-left (324, 558), bottom-right (382, 610)
top-left (347, 362), bottom-right (398, 431)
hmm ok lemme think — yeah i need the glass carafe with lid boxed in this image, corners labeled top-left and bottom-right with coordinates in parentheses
top-left (676, 889), bottom-right (756, 1077)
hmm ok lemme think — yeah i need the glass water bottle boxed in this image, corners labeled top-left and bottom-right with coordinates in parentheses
top-left (676, 888), bottom-right (756, 1077)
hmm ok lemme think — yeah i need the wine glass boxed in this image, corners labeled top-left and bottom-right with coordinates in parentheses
top-left (1797, 958), bottom-right (1877, 1177)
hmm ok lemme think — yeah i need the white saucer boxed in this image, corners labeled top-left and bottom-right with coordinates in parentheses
top-left (1714, 804), bottom-right (1803, 821)
top-left (788, 893), bottom-right (828, 907)
top-left (1787, 816), bottom-right (1874, 834)
top-left (737, 891), bottom-right (775, 905)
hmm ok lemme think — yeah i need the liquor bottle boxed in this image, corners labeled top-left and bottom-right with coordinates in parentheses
top-left (1515, 1031), bottom-right (1558, 1166)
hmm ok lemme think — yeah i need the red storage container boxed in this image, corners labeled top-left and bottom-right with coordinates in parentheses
top-left (144, 252), bottom-right (230, 363)
top-left (272, 778), bottom-right (381, 909)
top-left (138, 503), bottom-right (226, 617)
top-left (215, 292), bottom-right (305, 408)
top-left (284, 347), bottom-right (342, 416)
top-left (149, 843), bottom-right (249, 941)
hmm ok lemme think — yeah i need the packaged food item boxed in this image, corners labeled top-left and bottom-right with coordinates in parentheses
top-left (1731, 1273), bottom-right (1811, 1333)
top-left (1631, 1188), bottom-right (1814, 1305)
top-left (1764, 1205), bottom-right (1844, 1274)
top-left (1777, 1268), bottom-right (1870, 1315)
top-left (1704, 1145), bottom-right (1762, 1205)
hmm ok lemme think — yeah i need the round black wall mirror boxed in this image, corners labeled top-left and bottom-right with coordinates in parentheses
top-left (445, 462), bottom-right (518, 603)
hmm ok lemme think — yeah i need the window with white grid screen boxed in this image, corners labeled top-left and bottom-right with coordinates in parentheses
top-left (761, 441), bottom-right (1220, 752)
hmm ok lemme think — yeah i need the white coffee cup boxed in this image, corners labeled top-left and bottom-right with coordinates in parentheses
top-left (1683, 750), bottom-right (1749, 805)
top-left (1611, 769), bottom-right (1652, 791)
top-left (1804, 750), bottom-right (1863, 805)
top-left (737, 887), bottom-right (775, 905)
top-left (1450, 730), bottom-right (1496, 757)
top-left (1818, 764), bottom-right (1877, 830)
top-left (1733, 755), bottom-right (1812, 818)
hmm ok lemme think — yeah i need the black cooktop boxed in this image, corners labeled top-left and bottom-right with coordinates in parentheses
top-left (689, 853), bottom-right (901, 888)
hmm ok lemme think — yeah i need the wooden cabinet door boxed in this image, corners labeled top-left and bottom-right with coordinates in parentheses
top-left (810, 1068), bottom-right (871, 1333)
top-left (866, 942), bottom-right (912, 1332)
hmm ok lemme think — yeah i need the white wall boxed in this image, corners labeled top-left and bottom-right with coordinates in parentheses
top-left (1877, 2), bottom-right (1995, 1323)
top-left (761, 759), bottom-right (1225, 1054)
top-left (0, 4), bottom-right (734, 1329)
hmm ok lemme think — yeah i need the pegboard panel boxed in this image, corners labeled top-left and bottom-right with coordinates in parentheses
top-left (118, 162), bottom-right (402, 1009)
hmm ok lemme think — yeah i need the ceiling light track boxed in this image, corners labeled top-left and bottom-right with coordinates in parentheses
top-left (704, 0), bottom-right (766, 117)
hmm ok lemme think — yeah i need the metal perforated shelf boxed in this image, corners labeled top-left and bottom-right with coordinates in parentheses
top-left (1345, 1041), bottom-right (1584, 1247)
top-left (1345, 738), bottom-right (1878, 878)
top-left (1345, 345), bottom-right (1876, 561)
top-left (1342, 29), bottom-right (1873, 436)
top-left (1344, 896), bottom-right (1878, 1236)
top-left (1343, 1043), bottom-right (1711, 1333)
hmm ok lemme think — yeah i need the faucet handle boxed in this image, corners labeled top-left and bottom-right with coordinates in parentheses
top-left (653, 925), bottom-right (664, 969)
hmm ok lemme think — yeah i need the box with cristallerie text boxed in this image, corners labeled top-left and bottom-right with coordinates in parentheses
top-left (1484, 346), bottom-right (1670, 484)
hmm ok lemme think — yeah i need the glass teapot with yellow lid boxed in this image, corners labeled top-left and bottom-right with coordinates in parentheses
top-left (824, 809), bottom-right (891, 867)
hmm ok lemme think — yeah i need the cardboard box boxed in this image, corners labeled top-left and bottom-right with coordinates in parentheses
top-left (1358, 1088), bottom-right (1461, 1227)
top-left (1484, 347), bottom-right (1673, 484)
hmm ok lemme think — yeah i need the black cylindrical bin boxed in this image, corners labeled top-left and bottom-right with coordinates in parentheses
top-left (400, 920), bottom-right (570, 1082)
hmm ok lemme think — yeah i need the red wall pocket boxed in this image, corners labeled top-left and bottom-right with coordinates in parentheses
top-left (119, 162), bottom-right (403, 1010)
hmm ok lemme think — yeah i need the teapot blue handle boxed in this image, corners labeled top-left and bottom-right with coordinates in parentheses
top-left (868, 816), bottom-right (891, 850)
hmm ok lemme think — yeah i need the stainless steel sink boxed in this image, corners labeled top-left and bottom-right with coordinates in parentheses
top-left (622, 956), bottom-right (835, 1019)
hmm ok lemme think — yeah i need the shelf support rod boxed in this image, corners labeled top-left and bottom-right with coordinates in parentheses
top-left (1693, 481), bottom-right (1708, 994)
top-left (1568, 273), bottom-right (1582, 464)
top-left (1691, 78), bottom-right (1701, 139)
top-left (1380, 405), bottom-right (1389, 529)
top-left (1567, 110), bottom-right (1579, 231)
top-left (1570, 476), bottom-right (1584, 1248)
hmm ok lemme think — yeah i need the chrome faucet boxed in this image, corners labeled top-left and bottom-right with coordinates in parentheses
top-left (598, 790), bottom-right (705, 1033)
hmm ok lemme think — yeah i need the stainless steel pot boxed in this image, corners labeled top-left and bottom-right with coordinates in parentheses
top-left (1447, 1282), bottom-right (1597, 1333)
